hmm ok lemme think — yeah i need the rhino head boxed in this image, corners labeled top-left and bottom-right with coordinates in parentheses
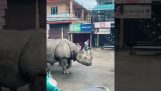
top-left (76, 50), bottom-right (93, 66)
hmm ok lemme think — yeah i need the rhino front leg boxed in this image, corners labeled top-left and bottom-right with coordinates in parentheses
top-left (29, 76), bottom-right (45, 91)
top-left (66, 59), bottom-right (72, 74)
top-left (67, 59), bottom-right (72, 69)
top-left (60, 59), bottom-right (69, 74)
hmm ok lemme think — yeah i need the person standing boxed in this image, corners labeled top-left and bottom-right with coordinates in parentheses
top-left (84, 39), bottom-right (89, 51)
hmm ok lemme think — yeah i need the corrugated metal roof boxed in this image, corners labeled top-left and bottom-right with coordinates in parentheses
top-left (93, 4), bottom-right (114, 10)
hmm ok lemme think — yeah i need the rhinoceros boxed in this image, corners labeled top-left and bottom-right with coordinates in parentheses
top-left (0, 29), bottom-right (46, 91)
top-left (47, 39), bottom-right (92, 74)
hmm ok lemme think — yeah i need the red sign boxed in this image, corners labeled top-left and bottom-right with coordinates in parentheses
top-left (94, 22), bottom-right (112, 28)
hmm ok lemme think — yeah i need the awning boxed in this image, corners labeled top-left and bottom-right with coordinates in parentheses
top-left (92, 4), bottom-right (114, 10)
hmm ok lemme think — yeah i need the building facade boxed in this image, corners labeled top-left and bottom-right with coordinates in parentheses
top-left (47, 0), bottom-right (93, 46)
top-left (92, 0), bottom-right (114, 47)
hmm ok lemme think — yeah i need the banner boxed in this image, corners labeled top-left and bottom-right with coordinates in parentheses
top-left (115, 5), bottom-right (151, 18)
top-left (115, 0), bottom-right (151, 4)
top-left (94, 22), bottom-right (112, 28)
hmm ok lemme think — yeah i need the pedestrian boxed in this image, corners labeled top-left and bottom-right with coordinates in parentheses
top-left (84, 39), bottom-right (89, 51)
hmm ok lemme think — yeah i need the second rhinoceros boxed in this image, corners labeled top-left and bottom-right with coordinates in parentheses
top-left (47, 39), bottom-right (92, 74)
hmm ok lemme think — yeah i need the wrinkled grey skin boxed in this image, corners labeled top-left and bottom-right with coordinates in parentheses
top-left (0, 29), bottom-right (46, 91)
top-left (47, 39), bottom-right (92, 74)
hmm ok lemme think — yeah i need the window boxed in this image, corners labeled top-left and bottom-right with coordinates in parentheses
top-left (75, 12), bottom-right (81, 18)
top-left (51, 7), bottom-right (58, 15)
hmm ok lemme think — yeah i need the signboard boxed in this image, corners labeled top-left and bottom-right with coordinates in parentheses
top-left (94, 22), bottom-right (112, 28)
top-left (115, 5), bottom-right (151, 18)
top-left (70, 24), bottom-right (93, 32)
top-left (94, 29), bottom-right (111, 34)
top-left (70, 24), bottom-right (81, 32)
top-left (80, 24), bottom-right (93, 32)
top-left (115, 0), bottom-right (151, 4)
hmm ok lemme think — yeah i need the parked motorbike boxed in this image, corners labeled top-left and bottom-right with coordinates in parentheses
top-left (46, 67), bottom-right (61, 91)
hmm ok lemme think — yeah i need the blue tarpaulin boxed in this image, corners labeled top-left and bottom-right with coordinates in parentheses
top-left (92, 4), bottom-right (114, 10)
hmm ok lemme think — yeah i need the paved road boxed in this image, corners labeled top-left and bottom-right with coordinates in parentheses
top-left (48, 48), bottom-right (114, 91)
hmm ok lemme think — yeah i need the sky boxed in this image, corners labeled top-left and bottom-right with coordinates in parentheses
top-left (75, 0), bottom-right (97, 10)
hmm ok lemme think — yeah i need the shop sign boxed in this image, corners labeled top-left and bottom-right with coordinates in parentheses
top-left (70, 24), bottom-right (93, 32)
top-left (80, 24), bottom-right (93, 32)
top-left (94, 22), bottom-right (112, 28)
top-left (115, 0), bottom-right (151, 4)
top-left (115, 5), bottom-right (151, 18)
top-left (70, 24), bottom-right (81, 32)
top-left (94, 29), bottom-right (111, 34)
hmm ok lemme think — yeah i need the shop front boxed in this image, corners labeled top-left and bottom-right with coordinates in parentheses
top-left (93, 21), bottom-right (114, 47)
top-left (47, 21), bottom-right (71, 39)
top-left (69, 23), bottom-right (93, 47)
